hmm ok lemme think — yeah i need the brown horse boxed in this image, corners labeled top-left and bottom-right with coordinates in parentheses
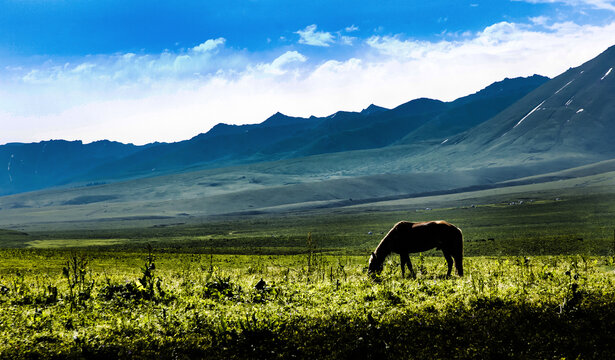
top-left (368, 220), bottom-right (463, 278)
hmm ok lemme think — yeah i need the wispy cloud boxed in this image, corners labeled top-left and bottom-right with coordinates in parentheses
top-left (514, 0), bottom-right (615, 12)
top-left (340, 36), bottom-right (358, 46)
top-left (16, 37), bottom-right (242, 87)
top-left (529, 16), bottom-right (551, 26)
top-left (296, 24), bottom-right (335, 47)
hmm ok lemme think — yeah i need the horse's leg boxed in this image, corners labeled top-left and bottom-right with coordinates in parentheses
top-left (401, 253), bottom-right (415, 279)
top-left (442, 250), bottom-right (453, 277)
top-left (454, 231), bottom-right (464, 276)
top-left (400, 254), bottom-right (406, 278)
top-left (453, 251), bottom-right (464, 277)
top-left (407, 257), bottom-right (416, 279)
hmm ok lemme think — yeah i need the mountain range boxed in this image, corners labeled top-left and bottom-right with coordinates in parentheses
top-left (1, 73), bottom-right (549, 196)
top-left (1, 44), bottom-right (614, 229)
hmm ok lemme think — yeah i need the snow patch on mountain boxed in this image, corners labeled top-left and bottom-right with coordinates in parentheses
top-left (514, 100), bottom-right (545, 129)
top-left (555, 80), bottom-right (574, 95)
top-left (7, 154), bottom-right (14, 183)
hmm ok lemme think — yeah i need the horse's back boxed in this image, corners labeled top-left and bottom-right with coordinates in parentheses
top-left (412, 220), bottom-right (461, 234)
top-left (386, 220), bottom-right (462, 251)
top-left (412, 221), bottom-right (462, 246)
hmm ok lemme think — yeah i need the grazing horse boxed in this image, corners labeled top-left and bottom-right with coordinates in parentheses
top-left (368, 220), bottom-right (463, 278)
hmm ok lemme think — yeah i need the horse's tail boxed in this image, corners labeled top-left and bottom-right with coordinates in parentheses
top-left (454, 226), bottom-right (464, 276)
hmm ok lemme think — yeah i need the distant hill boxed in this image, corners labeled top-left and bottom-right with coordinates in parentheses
top-left (0, 74), bottom-right (549, 196)
top-left (0, 140), bottom-right (149, 196)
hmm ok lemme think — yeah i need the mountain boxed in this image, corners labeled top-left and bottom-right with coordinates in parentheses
top-left (295, 75), bottom-right (550, 155)
top-left (0, 140), bottom-right (148, 196)
top-left (439, 44), bottom-right (615, 169)
top-left (397, 75), bottom-right (551, 145)
top-left (360, 104), bottom-right (388, 115)
top-left (0, 74), bottom-right (548, 196)
top-left (74, 74), bottom-right (550, 179)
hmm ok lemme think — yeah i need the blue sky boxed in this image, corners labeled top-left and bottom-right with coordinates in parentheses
top-left (0, 1), bottom-right (547, 55)
top-left (1, 0), bottom-right (615, 144)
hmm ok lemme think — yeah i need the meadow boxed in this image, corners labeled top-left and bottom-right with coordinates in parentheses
top-left (2, 187), bottom-right (615, 359)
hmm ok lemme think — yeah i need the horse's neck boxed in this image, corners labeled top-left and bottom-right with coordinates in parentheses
top-left (375, 237), bottom-right (392, 258)
top-left (375, 222), bottom-right (405, 257)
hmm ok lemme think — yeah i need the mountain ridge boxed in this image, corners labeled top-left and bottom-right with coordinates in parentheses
top-left (0, 74), bottom-right (550, 196)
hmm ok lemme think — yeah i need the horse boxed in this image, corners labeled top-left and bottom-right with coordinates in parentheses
top-left (368, 220), bottom-right (463, 278)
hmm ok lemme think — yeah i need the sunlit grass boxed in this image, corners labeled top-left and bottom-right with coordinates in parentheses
top-left (1, 250), bottom-right (615, 358)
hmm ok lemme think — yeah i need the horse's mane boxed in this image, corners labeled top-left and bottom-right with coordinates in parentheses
top-left (374, 221), bottom-right (411, 258)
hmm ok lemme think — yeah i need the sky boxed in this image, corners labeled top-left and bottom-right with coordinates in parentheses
top-left (1, 0), bottom-right (615, 145)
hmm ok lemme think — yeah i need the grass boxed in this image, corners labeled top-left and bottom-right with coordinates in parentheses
top-left (2, 186), bottom-right (615, 358)
top-left (1, 250), bottom-right (615, 359)
top-left (5, 187), bottom-right (615, 256)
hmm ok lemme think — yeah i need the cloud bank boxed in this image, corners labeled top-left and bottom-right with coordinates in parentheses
top-left (1, 19), bottom-right (615, 145)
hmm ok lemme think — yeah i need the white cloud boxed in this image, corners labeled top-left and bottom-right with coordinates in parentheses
top-left (529, 16), bottom-right (551, 26)
top-left (345, 25), bottom-right (359, 32)
top-left (192, 37), bottom-right (226, 53)
top-left (357, 20), bottom-right (615, 111)
top-left (256, 51), bottom-right (307, 75)
top-left (71, 62), bottom-right (96, 74)
top-left (366, 21), bottom-right (615, 80)
top-left (18, 39), bottom-right (241, 87)
top-left (340, 36), bottom-right (357, 46)
top-left (1, 20), bottom-right (615, 145)
top-left (296, 24), bottom-right (335, 47)
top-left (515, 0), bottom-right (615, 12)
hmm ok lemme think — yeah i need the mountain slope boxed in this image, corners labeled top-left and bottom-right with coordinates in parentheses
top-left (444, 44), bottom-right (615, 168)
top-left (259, 76), bottom-right (549, 157)
top-left (0, 140), bottom-right (148, 196)
top-left (79, 112), bottom-right (319, 181)
top-left (397, 75), bottom-right (550, 145)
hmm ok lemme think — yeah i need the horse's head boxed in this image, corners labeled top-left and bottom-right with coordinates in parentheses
top-left (367, 252), bottom-right (384, 275)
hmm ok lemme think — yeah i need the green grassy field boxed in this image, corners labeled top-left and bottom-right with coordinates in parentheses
top-left (1, 250), bottom-right (615, 359)
top-left (5, 185), bottom-right (615, 256)
top-left (2, 186), bottom-right (615, 358)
